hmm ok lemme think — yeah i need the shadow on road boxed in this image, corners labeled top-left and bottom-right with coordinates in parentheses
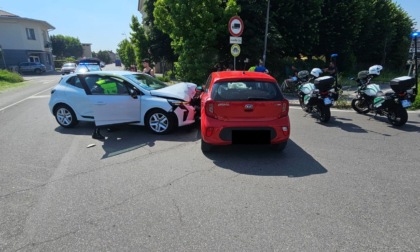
top-left (55, 122), bottom-right (201, 159)
top-left (362, 114), bottom-right (420, 132)
top-left (322, 116), bottom-right (369, 133)
top-left (202, 140), bottom-right (328, 177)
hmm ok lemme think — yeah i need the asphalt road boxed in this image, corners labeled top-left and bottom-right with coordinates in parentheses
top-left (1, 68), bottom-right (420, 251)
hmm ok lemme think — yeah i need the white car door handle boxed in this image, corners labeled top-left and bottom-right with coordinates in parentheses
top-left (95, 101), bottom-right (106, 105)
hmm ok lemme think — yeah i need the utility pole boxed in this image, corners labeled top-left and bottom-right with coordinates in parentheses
top-left (262, 0), bottom-right (270, 66)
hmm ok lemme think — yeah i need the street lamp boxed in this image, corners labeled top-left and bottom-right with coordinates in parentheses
top-left (262, 0), bottom-right (270, 66)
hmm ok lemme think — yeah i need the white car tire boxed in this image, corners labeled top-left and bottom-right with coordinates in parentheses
top-left (146, 109), bottom-right (175, 134)
top-left (54, 104), bottom-right (78, 128)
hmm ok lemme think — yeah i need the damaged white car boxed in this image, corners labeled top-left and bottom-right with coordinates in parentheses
top-left (48, 71), bottom-right (200, 134)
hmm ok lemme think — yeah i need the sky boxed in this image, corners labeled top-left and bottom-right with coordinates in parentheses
top-left (0, 0), bottom-right (419, 52)
top-left (0, 0), bottom-right (142, 52)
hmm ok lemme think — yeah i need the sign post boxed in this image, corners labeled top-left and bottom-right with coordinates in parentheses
top-left (228, 16), bottom-right (244, 70)
top-left (411, 31), bottom-right (419, 96)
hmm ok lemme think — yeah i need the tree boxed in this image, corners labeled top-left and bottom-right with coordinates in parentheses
top-left (51, 35), bottom-right (83, 59)
top-left (96, 50), bottom-right (111, 64)
top-left (116, 39), bottom-right (136, 69)
top-left (143, 0), bottom-right (176, 73)
top-left (353, 0), bottom-right (413, 70)
top-left (130, 15), bottom-right (149, 67)
top-left (154, 0), bottom-right (239, 83)
top-left (313, 0), bottom-right (366, 70)
top-left (232, 0), bottom-right (323, 77)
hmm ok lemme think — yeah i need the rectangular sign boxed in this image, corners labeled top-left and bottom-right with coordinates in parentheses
top-left (230, 36), bottom-right (242, 44)
top-left (409, 40), bottom-right (420, 53)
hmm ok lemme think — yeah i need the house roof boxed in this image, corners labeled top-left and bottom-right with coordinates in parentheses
top-left (0, 9), bottom-right (55, 30)
top-left (0, 10), bottom-right (19, 17)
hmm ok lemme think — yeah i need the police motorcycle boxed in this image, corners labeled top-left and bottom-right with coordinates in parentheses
top-left (351, 65), bottom-right (383, 114)
top-left (351, 65), bottom-right (417, 127)
top-left (297, 68), bottom-right (338, 123)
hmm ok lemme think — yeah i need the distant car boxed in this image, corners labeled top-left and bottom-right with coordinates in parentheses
top-left (18, 62), bottom-right (46, 74)
top-left (75, 63), bottom-right (101, 73)
top-left (48, 71), bottom-right (198, 134)
top-left (60, 62), bottom-right (77, 75)
top-left (100, 61), bottom-right (106, 68)
top-left (115, 59), bottom-right (122, 67)
top-left (200, 71), bottom-right (290, 152)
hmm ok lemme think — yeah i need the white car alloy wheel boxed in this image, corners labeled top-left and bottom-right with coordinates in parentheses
top-left (55, 105), bottom-right (78, 128)
top-left (146, 109), bottom-right (174, 134)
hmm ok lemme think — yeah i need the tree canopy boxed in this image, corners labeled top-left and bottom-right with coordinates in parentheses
top-left (116, 39), bottom-right (136, 69)
top-left (51, 35), bottom-right (83, 59)
top-left (124, 0), bottom-right (415, 82)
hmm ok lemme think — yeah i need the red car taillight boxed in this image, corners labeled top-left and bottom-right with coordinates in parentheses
top-left (279, 100), bottom-right (289, 118)
top-left (205, 100), bottom-right (218, 119)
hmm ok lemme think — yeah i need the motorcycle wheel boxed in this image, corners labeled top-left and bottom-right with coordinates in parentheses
top-left (387, 106), bottom-right (408, 127)
top-left (351, 98), bottom-right (370, 114)
top-left (317, 104), bottom-right (331, 123)
top-left (298, 96), bottom-right (306, 111)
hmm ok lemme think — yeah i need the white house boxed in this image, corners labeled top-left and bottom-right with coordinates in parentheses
top-left (0, 10), bottom-right (55, 71)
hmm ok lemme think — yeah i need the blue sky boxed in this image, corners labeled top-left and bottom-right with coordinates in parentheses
top-left (0, 0), bottom-right (142, 52)
top-left (0, 0), bottom-right (418, 52)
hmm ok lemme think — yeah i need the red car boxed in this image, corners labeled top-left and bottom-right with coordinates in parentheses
top-left (200, 71), bottom-right (290, 152)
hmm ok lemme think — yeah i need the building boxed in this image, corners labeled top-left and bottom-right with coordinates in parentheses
top-left (0, 10), bottom-right (55, 71)
top-left (137, 0), bottom-right (146, 22)
top-left (81, 43), bottom-right (92, 58)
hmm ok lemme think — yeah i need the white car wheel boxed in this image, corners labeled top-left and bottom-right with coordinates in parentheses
top-left (54, 105), bottom-right (78, 128)
top-left (146, 109), bottom-right (175, 134)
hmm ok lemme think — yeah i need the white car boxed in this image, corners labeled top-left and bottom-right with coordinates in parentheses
top-left (48, 71), bottom-right (198, 134)
top-left (60, 62), bottom-right (77, 74)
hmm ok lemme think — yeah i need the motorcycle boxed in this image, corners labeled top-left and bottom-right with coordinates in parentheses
top-left (297, 69), bottom-right (338, 123)
top-left (351, 65), bottom-right (416, 127)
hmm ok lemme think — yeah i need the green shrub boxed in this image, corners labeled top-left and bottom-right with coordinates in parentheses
top-left (156, 76), bottom-right (170, 82)
top-left (410, 92), bottom-right (420, 110)
top-left (0, 69), bottom-right (24, 83)
top-left (164, 70), bottom-right (176, 80)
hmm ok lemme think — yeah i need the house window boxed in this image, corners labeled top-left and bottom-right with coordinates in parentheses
top-left (26, 28), bottom-right (36, 40)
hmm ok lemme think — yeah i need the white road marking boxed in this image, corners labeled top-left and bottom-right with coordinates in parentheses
top-left (28, 95), bottom-right (51, 99)
top-left (0, 87), bottom-right (53, 112)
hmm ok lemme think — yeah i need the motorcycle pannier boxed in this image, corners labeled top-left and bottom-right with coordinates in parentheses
top-left (314, 76), bottom-right (334, 92)
top-left (390, 76), bottom-right (415, 93)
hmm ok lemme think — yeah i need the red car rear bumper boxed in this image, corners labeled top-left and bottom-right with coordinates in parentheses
top-left (201, 116), bottom-right (290, 145)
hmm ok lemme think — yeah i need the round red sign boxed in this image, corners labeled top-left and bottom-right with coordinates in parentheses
top-left (228, 16), bottom-right (244, 37)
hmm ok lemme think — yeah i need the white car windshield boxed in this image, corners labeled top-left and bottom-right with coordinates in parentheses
top-left (124, 73), bottom-right (168, 90)
top-left (63, 63), bottom-right (76, 67)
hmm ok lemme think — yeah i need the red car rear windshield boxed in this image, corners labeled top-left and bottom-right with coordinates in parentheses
top-left (211, 81), bottom-right (284, 101)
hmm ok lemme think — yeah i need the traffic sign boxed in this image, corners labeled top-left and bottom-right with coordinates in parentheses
top-left (228, 16), bottom-right (244, 37)
top-left (230, 36), bottom-right (242, 44)
top-left (231, 44), bottom-right (241, 57)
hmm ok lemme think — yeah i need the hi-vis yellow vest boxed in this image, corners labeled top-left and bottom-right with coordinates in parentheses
top-left (96, 79), bottom-right (117, 94)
